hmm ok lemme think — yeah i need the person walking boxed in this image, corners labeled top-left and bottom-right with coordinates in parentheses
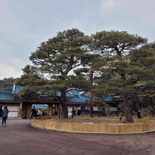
top-left (30, 106), bottom-right (37, 120)
top-left (2, 106), bottom-right (9, 127)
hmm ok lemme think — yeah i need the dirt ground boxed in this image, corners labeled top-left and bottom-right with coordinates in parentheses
top-left (0, 119), bottom-right (155, 155)
top-left (49, 116), bottom-right (139, 124)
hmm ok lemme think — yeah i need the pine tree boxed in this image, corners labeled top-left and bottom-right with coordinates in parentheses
top-left (16, 28), bottom-right (90, 118)
top-left (91, 30), bottom-right (147, 122)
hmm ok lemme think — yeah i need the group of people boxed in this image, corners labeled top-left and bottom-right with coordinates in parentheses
top-left (30, 106), bottom-right (43, 120)
top-left (0, 105), bottom-right (9, 127)
top-left (0, 105), bottom-right (43, 124)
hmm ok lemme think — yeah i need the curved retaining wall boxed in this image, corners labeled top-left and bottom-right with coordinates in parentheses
top-left (33, 117), bottom-right (155, 133)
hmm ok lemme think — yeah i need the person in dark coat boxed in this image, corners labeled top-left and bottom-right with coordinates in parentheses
top-left (77, 108), bottom-right (81, 115)
top-left (2, 106), bottom-right (9, 127)
top-left (0, 105), bottom-right (2, 117)
top-left (137, 111), bottom-right (141, 119)
top-left (71, 107), bottom-right (76, 118)
top-left (30, 106), bottom-right (37, 120)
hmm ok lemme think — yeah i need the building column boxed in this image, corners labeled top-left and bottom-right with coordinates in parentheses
top-left (27, 104), bottom-right (32, 119)
top-left (19, 101), bottom-right (23, 118)
top-left (56, 105), bottom-right (60, 117)
top-left (48, 104), bottom-right (53, 116)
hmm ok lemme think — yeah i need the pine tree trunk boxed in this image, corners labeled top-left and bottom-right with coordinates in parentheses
top-left (58, 91), bottom-right (68, 118)
top-left (152, 97), bottom-right (155, 107)
top-left (61, 102), bottom-right (68, 118)
top-left (89, 71), bottom-right (94, 117)
top-left (132, 93), bottom-right (142, 119)
top-left (122, 93), bottom-right (134, 123)
top-left (89, 93), bottom-right (94, 117)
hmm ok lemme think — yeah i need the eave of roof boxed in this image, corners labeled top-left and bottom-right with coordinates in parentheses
top-left (0, 91), bottom-right (20, 103)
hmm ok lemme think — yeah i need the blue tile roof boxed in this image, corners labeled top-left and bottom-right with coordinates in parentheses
top-left (0, 84), bottom-right (22, 102)
top-left (104, 96), bottom-right (122, 102)
top-left (57, 89), bottom-right (83, 97)
top-left (0, 91), bottom-right (19, 102)
top-left (57, 89), bottom-right (90, 104)
top-left (104, 96), bottom-right (113, 102)
top-left (0, 85), bottom-right (121, 104)
top-left (67, 95), bottom-right (87, 104)
top-left (79, 94), bottom-right (90, 101)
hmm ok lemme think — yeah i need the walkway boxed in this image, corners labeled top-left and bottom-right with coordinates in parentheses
top-left (0, 119), bottom-right (154, 155)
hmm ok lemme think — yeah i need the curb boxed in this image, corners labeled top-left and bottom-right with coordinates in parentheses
top-left (31, 123), bottom-right (155, 135)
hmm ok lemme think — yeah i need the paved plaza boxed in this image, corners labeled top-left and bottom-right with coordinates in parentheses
top-left (0, 119), bottom-right (154, 155)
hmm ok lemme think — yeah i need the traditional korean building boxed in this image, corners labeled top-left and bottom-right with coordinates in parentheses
top-left (0, 84), bottom-right (121, 118)
top-left (0, 85), bottom-right (89, 118)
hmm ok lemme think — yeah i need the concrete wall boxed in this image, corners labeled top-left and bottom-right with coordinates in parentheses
top-left (33, 117), bottom-right (155, 133)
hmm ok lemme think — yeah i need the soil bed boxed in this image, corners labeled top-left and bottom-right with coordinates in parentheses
top-left (49, 116), bottom-right (131, 124)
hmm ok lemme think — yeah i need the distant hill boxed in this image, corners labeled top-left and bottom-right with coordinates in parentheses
top-left (0, 77), bottom-right (16, 91)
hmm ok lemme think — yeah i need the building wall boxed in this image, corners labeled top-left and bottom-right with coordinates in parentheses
top-left (0, 103), bottom-right (20, 118)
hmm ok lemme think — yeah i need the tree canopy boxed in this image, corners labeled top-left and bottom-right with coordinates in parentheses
top-left (16, 29), bottom-right (155, 122)
top-left (0, 77), bottom-right (16, 91)
top-left (16, 28), bottom-right (91, 118)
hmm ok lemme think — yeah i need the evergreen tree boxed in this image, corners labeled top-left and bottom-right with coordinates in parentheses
top-left (128, 46), bottom-right (155, 113)
top-left (74, 54), bottom-right (106, 116)
top-left (16, 28), bottom-right (90, 118)
top-left (91, 30), bottom-right (147, 122)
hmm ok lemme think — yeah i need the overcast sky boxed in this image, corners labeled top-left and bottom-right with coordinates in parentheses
top-left (0, 0), bottom-right (155, 80)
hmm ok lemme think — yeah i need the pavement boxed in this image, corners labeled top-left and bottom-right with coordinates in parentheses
top-left (0, 119), bottom-right (155, 155)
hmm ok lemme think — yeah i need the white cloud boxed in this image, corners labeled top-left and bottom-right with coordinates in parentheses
top-left (102, 0), bottom-right (118, 7)
top-left (0, 2), bottom-right (35, 79)
top-left (0, 0), bottom-right (155, 80)
top-left (100, 0), bottom-right (155, 41)
top-left (0, 64), bottom-right (22, 80)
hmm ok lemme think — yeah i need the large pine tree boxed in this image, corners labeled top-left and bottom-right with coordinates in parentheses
top-left (91, 30), bottom-right (147, 122)
top-left (16, 28), bottom-right (90, 118)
